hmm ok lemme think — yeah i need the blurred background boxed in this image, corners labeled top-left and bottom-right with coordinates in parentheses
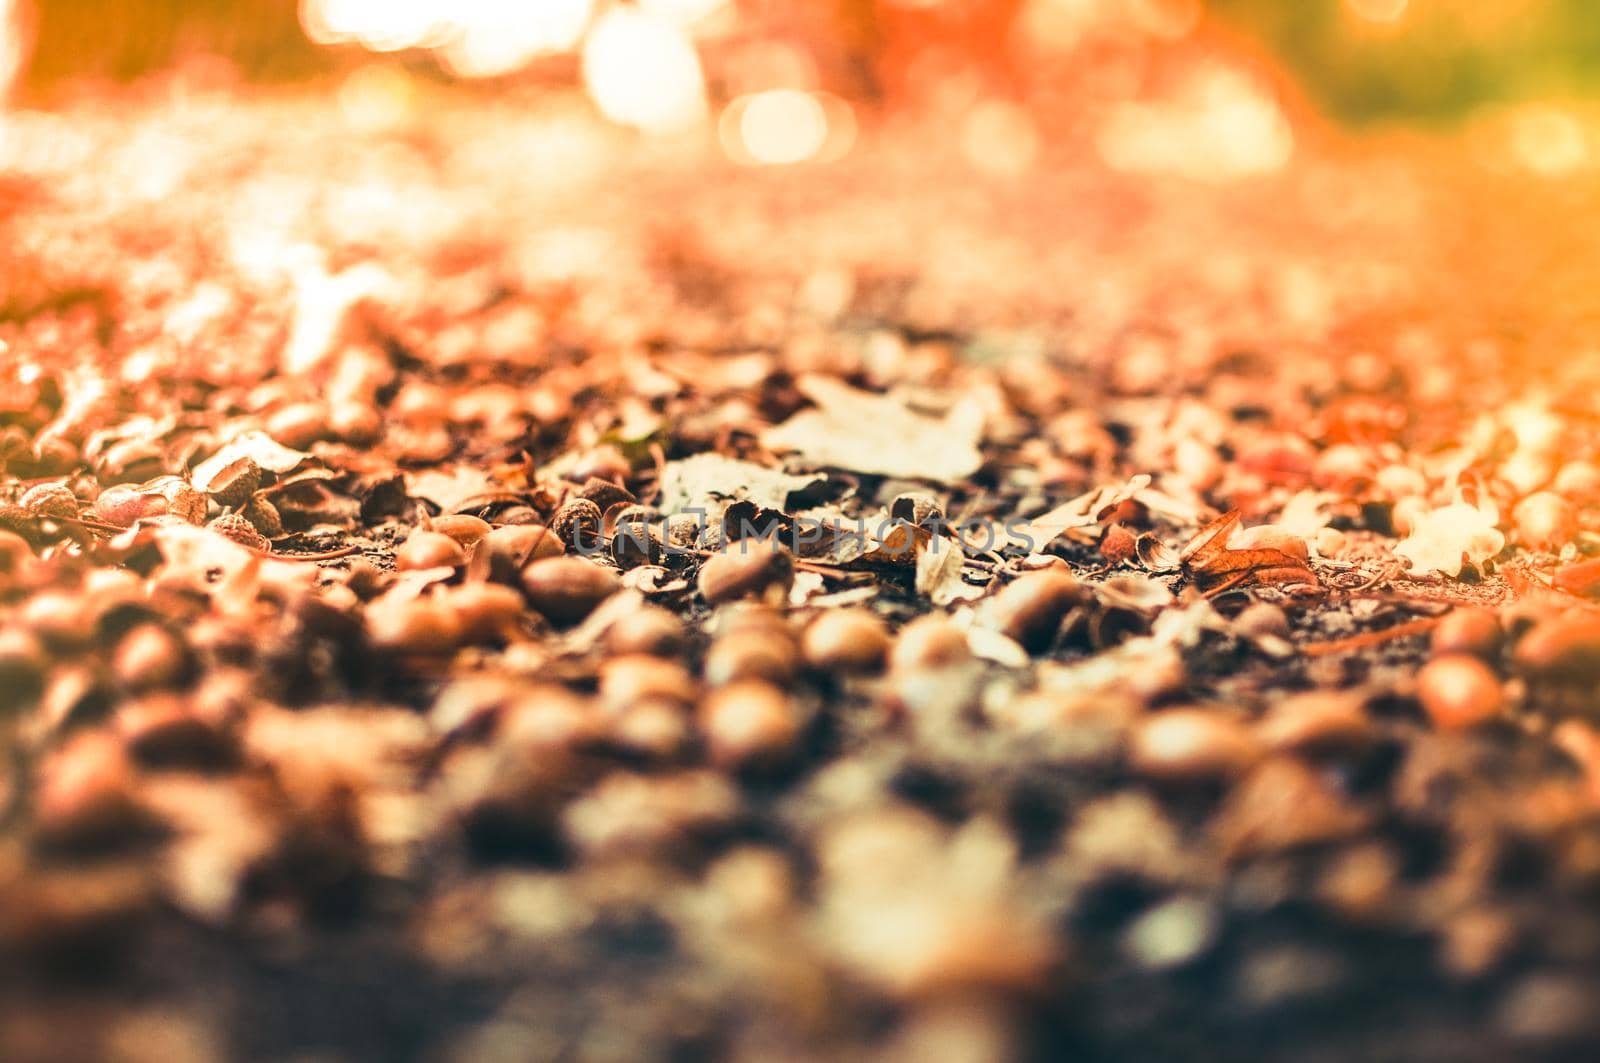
top-left (2, 0), bottom-right (1599, 179)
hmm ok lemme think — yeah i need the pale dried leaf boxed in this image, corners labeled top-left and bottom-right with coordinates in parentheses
top-left (916, 536), bottom-right (982, 606)
top-left (656, 453), bottom-right (826, 515)
top-left (761, 376), bottom-right (984, 483)
top-left (192, 430), bottom-right (309, 491)
top-left (1394, 500), bottom-right (1505, 577)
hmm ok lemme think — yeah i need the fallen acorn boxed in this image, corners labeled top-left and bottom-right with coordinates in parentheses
top-left (430, 514), bottom-right (493, 549)
top-left (366, 595), bottom-right (465, 654)
top-left (202, 456), bottom-right (262, 508)
top-left (441, 582), bottom-right (525, 644)
top-left (1431, 607), bottom-right (1503, 659)
top-left (115, 694), bottom-right (234, 769)
top-left (1130, 708), bottom-right (1263, 783)
top-left (32, 732), bottom-right (147, 851)
top-left (704, 625), bottom-right (801, 687)
top-left (482, 523), bottom-right (563, 583)
top-left (18, 481), bottom-right (78, 521)
top-left (701, 681), bottom-right (801, 768)
top-left (600, 655), bottom-right (698, 712)
top-left (520, 556), bottom-right (621, 624)
top-left (207, 513), bottom-right (271, 551)
top-left (1418, 655), bottom-right (1504, 730)
top-left (980, 569), bottom-right (1082, 653)
top-left (1234, 602), bottom-right (1291, 640)
top-left (395, 530), bottom-right (468, 571)
top-left (606, 605), bottom-right (686, 658)
top-left (698, 541), bottom-right (794, 606)
top-left (112, 624), bottom-right (192, 692)
top-left (1512, 615), bottom-right (1600, 682)
top-left (1256, 691), bottom-right (1372, 754)
top-left (549, 497), bottom-right (604, 553)
top-left (890, 615), bottom-right (972, 672)
top-left (1513, 491), bottom-right (1576, 552)
top-left (803, 608), bottom-right (891, 674)
top-left (94, 477), bottom-right (206, 527)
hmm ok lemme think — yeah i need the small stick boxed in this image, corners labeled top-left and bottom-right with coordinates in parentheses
top-left (1301, 617), bottom-right (1440, 658)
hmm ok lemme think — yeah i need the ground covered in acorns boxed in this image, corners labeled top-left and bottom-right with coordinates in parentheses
top-left (7, 86), bottom-right (1600, 1062)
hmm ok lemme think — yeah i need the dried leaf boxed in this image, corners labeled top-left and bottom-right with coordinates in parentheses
top-left (192, 431), bottom-right (308, 492)
top-left (916, 536), bottom-right (982, 606)
top-left (405, 466), bottom-right (499, 514)
top-left (761, 376), bottom-right (984, 483)
top-left (1394, 500), bottom-right (1505, 578)
top-left (1005, 475), bottom-right (1153, 551)
top-left (655, 453), bottom-right (826, 515)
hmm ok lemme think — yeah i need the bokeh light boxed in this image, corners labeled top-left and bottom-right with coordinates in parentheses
top-left (438, 0), bottom-right (593, 79)
top-left (1344, 0), bottom-right (1410, 25)
top-left (960, 99), bottom-right (1041, 177)
top-left (0, 0), bottom-right (24, 101)
top-left (1096, 65), bottom-right (1294, 181)
top-left (582, 7), bottom-right (707, 133)
top-left (720, 89), bottom-right (855, 166)
top-left (1509, 105), bottom-right (1589, 177)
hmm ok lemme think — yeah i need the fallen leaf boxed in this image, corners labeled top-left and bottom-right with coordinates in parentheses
top-left (192, 431), bottom-right (309, 492)
top-left (1394, 500), bottom-right (1505, 578)
top-left (656, 453), bottom-right (827, 515)
top-left (916, 536), bottom-right (983, 605)
top-left (1003, 475), bottom-right (1153, 551)
top-left (761, 376), bottom-right (984, 483)
top-left (405, 466), bottom-right (499, 514)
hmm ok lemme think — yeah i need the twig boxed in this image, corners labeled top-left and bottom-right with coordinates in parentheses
top-left (1300, 617), bottom-right (1440, 658)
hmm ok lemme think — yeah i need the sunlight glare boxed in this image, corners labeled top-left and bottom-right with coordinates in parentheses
top-left (582, 8), bottom-right (707, 133)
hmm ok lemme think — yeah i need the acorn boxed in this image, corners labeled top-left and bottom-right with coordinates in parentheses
top-left (520, 556), bottom-right (620, 625)
top-left (0, 529), bottom-right (34, 574)
top-left (701, 681), bottom-right (801, 768)
top-left (803, 608), bottom-right (891, 674)
top-left (610, 515), bottom-right (660, 569)
top-left (1234, 602), bottom-right (1291, 640)
top-left (208, 513), bottom-right (271, 552)
top-left (442, 582), bottom-right (525, 643)
top-left (116, 694), bottom-right (232, 769)
top-left (705, 625), bottom-right (801, 687)
top-left (482, 524), bottom-right (563, 583)
top-left (329, 399), bottom-right (382, 444)
top-left (202, 456), bottom-right (262, 508)
top-left (0, 625), bottom-right (47, 702)
top-left (430, 514), bottom-right (493, 549)
top-left (1417, 655), bottom-right (1504, 730)
top-left (22, 591), bottom-right (98, 649)
top-left (606, 605), bottom-right (686, 658)
top-left (242, 497), bottom-right (285, 538)
top-left (1256, 692), bottom-right (1372, 754)
top-left (1513, 491), bottom-right (1576, 552)
top-left (890, 615), bottom-right (972, 672)
top-left (112, 624), bottom-right (191, 691)
top-left (550, 497), bottom-right (604, 554)
top-left (18, 481), bottom-right (78, 521)
top-left (1129, 708), bottom-right (1262, 783)
top-left (610, 700), bottom-right (693, 760)
top-left (265, 401), bottom-right (330, 449)
top-left (981, 569), bottom-right (1082, 653)
top-left (1513, 615), bottom-right (1600, 682)
top-left (1554, 460), bottom-right (1600, 502)
top-left (395, 529), bottom-right (467, 571)
top-left (600, 655), bottom-right (697, 712)
top-left (33, 732), bottom-right (144, 850)
top-left (698, 541), bottom-right (794, 606)
top-left (366, 595), bottom-right (465, 654)
top-left (1431, 607), bottom-right (1502, 660)
top-left (577, 476), bottom-right (635, 515)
